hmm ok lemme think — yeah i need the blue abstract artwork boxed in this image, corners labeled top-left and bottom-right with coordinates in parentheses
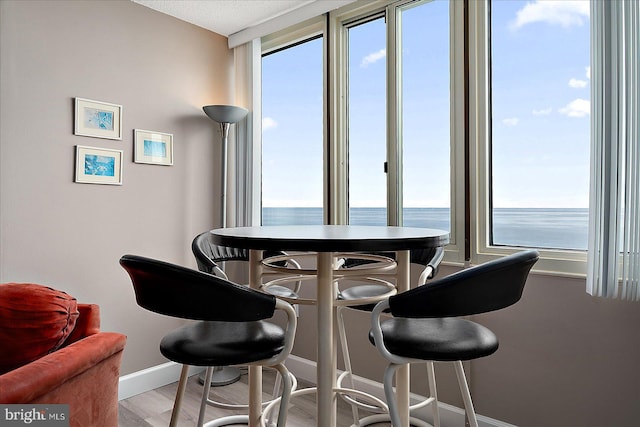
top-left (143, 139), bottom-right (167, 158)
top-left (84, 154), bottom-right (115, 176)
top-left (84, 107), bottom-right (114, 130)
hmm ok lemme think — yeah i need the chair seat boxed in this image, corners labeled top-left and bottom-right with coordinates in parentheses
top-left (369, 317), bottom-right (498, 361)
top-left (161, 320), bottom-right (285, 366)
top-left (339, 284), bottom-right (391, 312)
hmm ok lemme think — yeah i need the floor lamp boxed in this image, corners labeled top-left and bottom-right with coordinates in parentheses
top-left (202, 104), bottom-right (249, 386)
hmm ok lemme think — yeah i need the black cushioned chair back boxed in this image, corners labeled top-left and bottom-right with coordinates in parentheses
top-left (192, 232), bottom-right (249, 275)
top-left (120, 254), bottom-right (276, 322)
top-left (192, 231), bottom-right (289, 274)
top-left (389, 250), bottom-right (539, 318)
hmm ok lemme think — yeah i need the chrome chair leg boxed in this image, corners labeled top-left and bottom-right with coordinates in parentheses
top-left (454, 361), bottom-right (479, 427)
top-left (426, 362), bottom-right (440, 427)
top-left (383, 362), bottom-right (442, 427)
top-left (170, 364), bottom-right (191, 427)
top-left (273, 363), bottom-right (292, 427)
top-left (383, 363), bottom-right (402, 427)
top-left (272, 372), bottom-right (281, 403)
top-left (198, 366), bottom-right (215, 427)
top-left (337, 306), bottom-right (363, 425)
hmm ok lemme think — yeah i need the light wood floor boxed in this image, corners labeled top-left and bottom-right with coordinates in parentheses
top-left (118, 368), bottom-right (392, 426)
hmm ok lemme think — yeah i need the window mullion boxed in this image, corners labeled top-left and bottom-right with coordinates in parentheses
top-left (387, 3), bottom-right (402, 226)
top-left (328, 11), bottom-right (348, 225)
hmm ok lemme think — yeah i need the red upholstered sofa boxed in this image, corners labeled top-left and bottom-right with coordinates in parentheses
top-left (0, 283), bottom-right (127, 427)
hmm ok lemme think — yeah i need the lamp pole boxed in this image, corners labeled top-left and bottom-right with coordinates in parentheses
top-left (202, 105), bottom-right (248, 386)
top-left (219, 121), bottom-right (230, 227)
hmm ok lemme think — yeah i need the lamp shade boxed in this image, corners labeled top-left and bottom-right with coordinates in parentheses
top-left (203, 105), bottom-right (248, 124)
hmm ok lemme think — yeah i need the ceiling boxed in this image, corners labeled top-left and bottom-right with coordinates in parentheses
top-left (131, 0), bottom-right (319, 37)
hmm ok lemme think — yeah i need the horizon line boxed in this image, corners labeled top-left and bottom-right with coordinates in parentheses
top-left (262, 206), bottom-right (590, 210)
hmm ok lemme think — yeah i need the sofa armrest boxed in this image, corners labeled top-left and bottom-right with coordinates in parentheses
top-left (0, 332), bottom-right (126, 403)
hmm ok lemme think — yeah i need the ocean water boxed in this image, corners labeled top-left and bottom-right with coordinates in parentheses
top-left (262, 207), bottom-right (589, 251)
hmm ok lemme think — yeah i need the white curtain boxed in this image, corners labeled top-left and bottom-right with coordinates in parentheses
top-left (231, 39), bottom-right (262, 227)
top-left (587, 0), bottom-right (640, 300)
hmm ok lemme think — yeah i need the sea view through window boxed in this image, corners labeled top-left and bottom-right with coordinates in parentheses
top-left (261, 0), bottom-right (590, 256)
top-left (488, 0), bottom-right (590, 252)
top-left (262, 207), bottom-right (588, 251)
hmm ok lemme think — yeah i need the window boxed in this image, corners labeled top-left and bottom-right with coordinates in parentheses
top-left (259, 1), bottom-right (459, 231)
top-left (261, 37), bottom-right (324, 225)
top-left (254, 0), bottom-right (592, 275)
top-left (401, 0), bottom-right (451, 231)
top-left (347, 16), bottom-right (387, 226)
top-left (489, 0), bottom-right (590, 252)
top-left (342, 0), bottom-right (458, 232)
top-left (259, 0), bottom-right (463, 256)
top-left (470, 0), bottom-right (590, 274)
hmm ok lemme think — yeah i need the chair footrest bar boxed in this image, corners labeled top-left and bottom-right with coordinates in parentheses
top-left (335, 372), bottom-right (389, 413)
top-left (203, 415), bottom-right (249, 427)
top-left (261, 387), bottom-right (318, 427)
top-left (205, 371), bottom-right (298, 410)
top-left (353, 414), bottom-right (433, 427)
top-left (410, 395), bottom-right (436, 411)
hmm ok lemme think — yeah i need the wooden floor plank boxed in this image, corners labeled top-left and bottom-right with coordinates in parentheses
top-left (118, 368), bottom-right (392, 426)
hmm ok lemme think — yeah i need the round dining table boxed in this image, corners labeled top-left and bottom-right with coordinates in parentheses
top-left (210, 225), bottom-right (449, 427)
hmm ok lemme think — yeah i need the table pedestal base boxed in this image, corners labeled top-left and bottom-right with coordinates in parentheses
top-left (198, 366), bottom-right (241, 386)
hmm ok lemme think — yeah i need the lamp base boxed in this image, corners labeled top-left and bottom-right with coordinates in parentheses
top-left (198, 366), bottom-right (242, 387)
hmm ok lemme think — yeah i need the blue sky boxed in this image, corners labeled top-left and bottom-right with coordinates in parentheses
top-left (491, 0), bottom-right (590, 208)
top-left (262, 0), bottom-right (590, 209)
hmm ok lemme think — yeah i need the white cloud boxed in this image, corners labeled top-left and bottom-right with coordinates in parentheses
top-left (559, 98), bottom-right (590, 117)
top-left (502, 117), bottom-right (520, 126)
top-left (361, 49), bottom-right (386, 67)
top-left (510, 0), bottom-right (589, 31)
top-left (532, 107), bottom-right (553, 116)
top-left (566, 66), bottom-right (590, 89)
top-left (569, 78), bottom-right (588, 88)
top-left (262, 117), bottom-right (278, 131)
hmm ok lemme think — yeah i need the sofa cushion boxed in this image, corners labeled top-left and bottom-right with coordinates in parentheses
top-left (0, 283), bottom-right (80, 374)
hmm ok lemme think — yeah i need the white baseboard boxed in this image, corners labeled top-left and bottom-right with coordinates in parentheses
top-left (118, 361), bottom-right (204, 401)
top-left (119, 356), bottom-right (514, 427)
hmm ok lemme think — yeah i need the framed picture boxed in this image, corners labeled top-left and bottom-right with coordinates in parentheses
top-left (74, 97), bottom-right (122, 140)
top-left (75, 145), bottom-right (123, 185)
top-left (134, 129), bottom-right (174, 166)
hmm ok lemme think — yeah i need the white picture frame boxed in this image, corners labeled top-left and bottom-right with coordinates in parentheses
top-left (75, 145), bottom-right (123, 185)
top-left (74, 97), bottom-right (123, 140)
top-left (134, 129), bottom-right (174, 166)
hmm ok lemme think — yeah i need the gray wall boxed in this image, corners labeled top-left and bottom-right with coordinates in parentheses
top-left (0, 0), bottom-right (232, 375)
top-left (2, 1), bottom-right (640, 426)
top-left (473, 272), bottom-right (640, 426)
